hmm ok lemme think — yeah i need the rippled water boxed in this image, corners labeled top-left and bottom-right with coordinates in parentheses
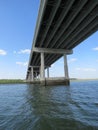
top-left (0, 80), bottom-right (98, 130)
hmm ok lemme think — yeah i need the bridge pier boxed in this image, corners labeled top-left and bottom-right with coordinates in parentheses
top-left (28, 71), bottom-right (32, 82)
top-left (47, 67), bottom-right (49, 78)
top-left (40, 52), bottom-right (45, 85)
top-left (27, 73), bottom-right (30, 82)
top-left (38, 48), bottom-right (71, 86)
top-left (31, 66), bottom-right (34, 81)
top-left (27, 48), bottom-right (72, 85)
top-left (64, 54), bottom-right (70, 85)
top-left (35, 72), bottom-right (38, 79)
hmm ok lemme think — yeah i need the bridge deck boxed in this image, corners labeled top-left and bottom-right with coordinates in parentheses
top-left (26, 0), bottom-right (98, 79)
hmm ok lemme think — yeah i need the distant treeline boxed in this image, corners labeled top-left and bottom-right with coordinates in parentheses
top-left (0, 79), bottom-right (24, 84)
top-left (70, 78), bottom-right (77, 80)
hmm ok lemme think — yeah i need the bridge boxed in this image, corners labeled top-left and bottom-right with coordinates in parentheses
top-left (26, 0), bottom-right (98, 85)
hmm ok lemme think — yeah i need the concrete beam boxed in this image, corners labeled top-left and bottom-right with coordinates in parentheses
top-left (67, 18), bottom-right (98, 49)
top-left (60, 6), bottom-right (98, 49)
top-left (26, 0), bottom-right (48, 76)
top-left (34, 71), bottom-right (39, 73)
top-left (33, 47), bottom-right (73, 54)
top-left (39, 0), bottom-right (61, 47)
top-left (29, 65), bottom-right (51, 68)
top-left (71, 25), bottom-right (98, 49)
top-left (44, 0), bottom-right (75, 48)
top-left (47, 0), bottom-right (88, 49)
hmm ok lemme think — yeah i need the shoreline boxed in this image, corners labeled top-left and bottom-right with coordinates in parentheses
top-left (0, 79), bottom-right (25, 84)
top-left (71, 78), bottom-right (98, 82)
top-left (0, 79), bottom-right (98, 84)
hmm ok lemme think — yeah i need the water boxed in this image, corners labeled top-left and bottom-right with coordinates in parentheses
top-left (0, 80), bottom-right (98, 130)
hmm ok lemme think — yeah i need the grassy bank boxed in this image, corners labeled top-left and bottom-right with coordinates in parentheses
top-left (0, 79), bottom-right (25, 84)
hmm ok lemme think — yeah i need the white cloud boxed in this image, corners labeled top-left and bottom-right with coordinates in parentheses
top-left (16, 62), bottom-right (28, 66)
top-left (14, 49), bottom-right (31, 54)
top-left (68, 58), bottom-right (77, 63)
top-left (76, 67), bottom-right (96, 72)
top-left (18, 49), bottom-right (31, 54)
top-left (0, 49), bottom-right (7, 55)
top-left (92, 47), bottom-right (98, 51)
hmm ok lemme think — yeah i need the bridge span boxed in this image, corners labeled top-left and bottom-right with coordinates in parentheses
top-left (26, 0), bottom-right (98, 85)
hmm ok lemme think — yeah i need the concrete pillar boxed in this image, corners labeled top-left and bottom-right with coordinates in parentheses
top-left (47, 67), bottom-right (49, 78)
top-left (27, 76), bottom-right (29, 82)
top-left (31, 67), bottom-right (34, 81)
top-left (28, 73), bottom-right (31, 82)
top-left (40, 67), bottom-right (41, 78)
top-left (64, 54), bottom-right (70, 85)
top-left (38, 74), bottom-right (40, 79)
top-left (40, 52), bottom-right (45, 84)
top-left (36, 72), bottom-right (37, 80)
top-left (33, 72), bottom-right (35, 80)
top-left (64, 54), bottom-right (69, 79)
top-left (30, 71), bottom-right (32, 82)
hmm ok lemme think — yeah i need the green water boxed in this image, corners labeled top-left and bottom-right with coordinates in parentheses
top-left (0, 80), bottom-right (98, 130)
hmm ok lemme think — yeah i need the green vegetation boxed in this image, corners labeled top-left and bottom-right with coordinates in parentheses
top-left (70, 78), bottom-right (98, 82)
top-left (0, 79), bottom-right (25, 84)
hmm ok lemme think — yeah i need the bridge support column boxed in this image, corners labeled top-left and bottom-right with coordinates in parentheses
top-left (64, 54), bottom-right (70, 85)
top-left (28, 73), bottom-right (31, 82)
top-left (40, 52), bottom-right (45, 85)
top-left (30, 71), bottom-right (32, 82)
top-left (36, 72), bottom-right (38, 80)
top-left (47, 67), bottom-right (49, 78)
top-left (27, 76), bottom-right (29, 82)
top-left (31, 67), bottom-right (34, 81)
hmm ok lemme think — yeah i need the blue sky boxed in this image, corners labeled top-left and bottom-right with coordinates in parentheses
top-left (0, 0), bottom-right (98, 79)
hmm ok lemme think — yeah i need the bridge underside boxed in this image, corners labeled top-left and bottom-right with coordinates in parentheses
top-left (26, 0), bottom-right (98, 85)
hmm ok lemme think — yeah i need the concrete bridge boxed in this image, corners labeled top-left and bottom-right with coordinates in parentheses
top-left (26, 0), bottom-right (98, 85)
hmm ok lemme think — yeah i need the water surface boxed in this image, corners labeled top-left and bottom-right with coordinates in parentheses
top-left (0, 80), bottom-right (98, 130)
